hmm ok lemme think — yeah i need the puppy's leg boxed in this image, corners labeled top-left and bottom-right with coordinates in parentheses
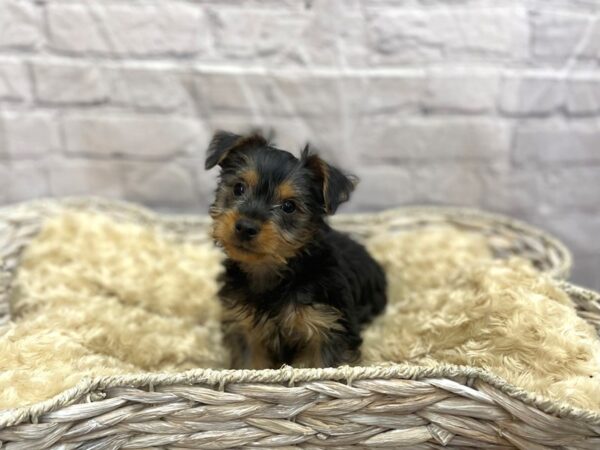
top-left (222, 322), bottom-right (249, 369)
top-left (291, 338), bottom-right (324, 368)
top-left (292, 332), bottom-right (361, 368)
top-left (321, 332), bottom-right (361, 367)
top-left (247, 334), bottom-right (274, 369)
top-left (223, 322), bottom-right (273, 369)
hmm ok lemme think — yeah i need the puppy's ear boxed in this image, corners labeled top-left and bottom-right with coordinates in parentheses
top-left (302, 145), bottom-right (358, 214)
top-left (205, 131), bottom-right (267, 170)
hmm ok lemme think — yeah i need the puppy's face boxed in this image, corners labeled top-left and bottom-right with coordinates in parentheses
top-left (205, 131), bottom-right (356, 266)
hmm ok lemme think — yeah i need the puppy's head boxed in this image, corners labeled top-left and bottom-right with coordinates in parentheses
top-left (205, 130), bottom-right (356, 266)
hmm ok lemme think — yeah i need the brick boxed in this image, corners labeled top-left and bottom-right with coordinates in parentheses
top-left (367, 8), bottom-right (528, 64)
top-left (0, 164), bottom-right (8, 203)
top-left (354, 118), bottom-right (510, 162)
top-left (0, 1), bottom-right (43, 49)
top-left (431, 9), bottom-right (528, 57)
top-left (566, 21), bottom-right (600, 59)
top-left (209, 9), bottom-right (308, 60)
top-left (424, 70), bottom-right (498, 113)
top-left (47, 3), bottom-right (207, 57)
top-left (366, 10), bottom-right (441, 63)
top-left (48, 158), bottom-right (124, 197)
top-left (344, 74), bottom-right (425, 115)
top-left (531, 11), bottom-right (597, 59)
top-left (348, 166), bottom-right (415, 212)
top-left (419, 0), bottom-right (522, 3)
top-left (286, 4), bottom-right (366, 67)
top-left (200, 0), bottom-right (307, 9)
top-left (541, 167), bottom-right (600, 212)
top-left (499, 75), bottom-right (564, 115)
top-left (123, 163), bottom-right (198, 208)
top-left (565, 78), bottom-right (600, 115)
top-left (533, 213), bottom-right (600, 255)
top-left (0, 61), bottom-right (29, 102)
top-left (6, 161), bottom-right (49, 202)
top-left (32, 62), bottom-right (108, 105)
top-left (63, 115), bottom-right (205, 160)
top-left (480, 166), bottom-right (541, 216)
top-left (529, 0), bottom-right (600, 10)
top-left (1, 113), bottom-right (60, 158)
top-left (206, 116), bottom-right (264, 142)
top-left (513, 121), bottom-right (600, 166)
top-left (413, 163), bottom-right (484, 206)
top-left (270, 74), bottom-right (341, 117)
top-left (108, 67), bottom-right (191, 112)
top-left (195, 72), bottom-right (257, 113)
top-left (196, 73), bottom-right (341, 117)
top-left (209, 2), bottom-right (366, 66)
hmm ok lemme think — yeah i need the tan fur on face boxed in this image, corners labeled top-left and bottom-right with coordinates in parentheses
top-left (212, 210), bottom-right (303, 268)
top-left (276, 180), bottom-right (297, 201)
top-left (212, 210), bottom-right (265, 264)
top-left (254, 221), bottom-right (302, 262)
top-left (240, 169), bottom-right (259, 189)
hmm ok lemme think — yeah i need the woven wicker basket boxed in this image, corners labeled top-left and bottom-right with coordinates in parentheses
top-left (1, 198), bottom-right (599, 450)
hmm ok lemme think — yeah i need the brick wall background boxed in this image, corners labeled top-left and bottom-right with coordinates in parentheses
top-left (0, 0), bottom-right (599, 289)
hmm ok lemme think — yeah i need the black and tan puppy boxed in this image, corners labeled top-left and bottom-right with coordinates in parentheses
top-left (205, 131), bottom-right (387, 369)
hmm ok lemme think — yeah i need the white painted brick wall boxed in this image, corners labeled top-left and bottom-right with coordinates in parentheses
top-left (0, 0), bottom-right (599, 290)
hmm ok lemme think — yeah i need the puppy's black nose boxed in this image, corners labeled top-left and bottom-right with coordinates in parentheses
top-left (235, 218), bottom-right (260, 241)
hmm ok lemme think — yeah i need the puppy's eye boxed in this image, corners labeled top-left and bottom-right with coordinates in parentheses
top-left (281, 200), bottom-right (296, 214)
top-left (233, 183), bottom-right (245, 196)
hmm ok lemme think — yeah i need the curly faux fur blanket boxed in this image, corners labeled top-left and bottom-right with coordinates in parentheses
top-left (1, 212), bottom-right (599, 411)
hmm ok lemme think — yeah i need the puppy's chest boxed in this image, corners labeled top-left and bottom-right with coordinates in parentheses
top-left (221, 286), bottom-right (344, 349)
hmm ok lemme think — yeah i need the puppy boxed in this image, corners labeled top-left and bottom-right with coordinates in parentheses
top-left (205, 131), bottom-right (387, 369)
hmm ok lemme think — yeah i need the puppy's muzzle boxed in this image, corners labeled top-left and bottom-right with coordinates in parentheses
top-left (235, 218), bottom-right (261, 241)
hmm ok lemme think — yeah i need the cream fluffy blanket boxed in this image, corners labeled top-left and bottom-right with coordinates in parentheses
top-left (1, 212), bottom-right (599, 411)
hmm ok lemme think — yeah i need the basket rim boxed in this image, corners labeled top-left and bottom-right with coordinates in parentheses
top-left (0, 197), bottom-right (592, 430)
top-left (1, 359), bottom-right (600, 429)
